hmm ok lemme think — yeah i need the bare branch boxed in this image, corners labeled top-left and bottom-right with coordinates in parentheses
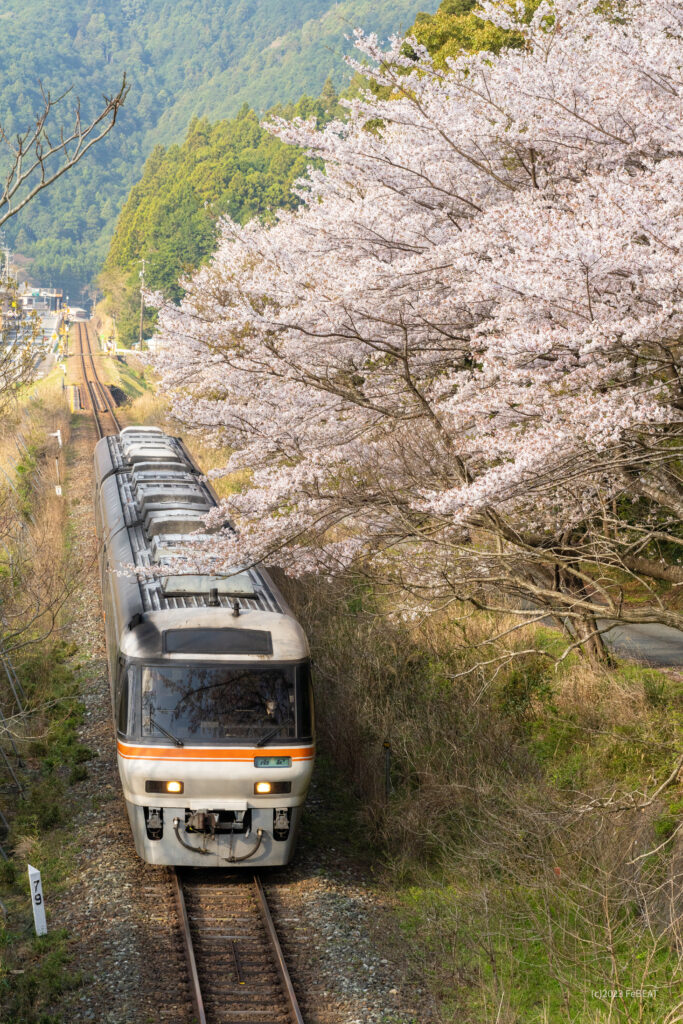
top-left (0, 75), bottom-right (129, 228)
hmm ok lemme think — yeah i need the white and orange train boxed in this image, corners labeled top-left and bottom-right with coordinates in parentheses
top-left (94, 426), bottom-right (315, 867)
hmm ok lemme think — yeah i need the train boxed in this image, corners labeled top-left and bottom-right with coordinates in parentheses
top-left (93, 426), bottom-right (315, 867)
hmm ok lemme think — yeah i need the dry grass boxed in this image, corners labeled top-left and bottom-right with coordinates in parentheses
top-left (281, 573), bottom-right (683, 1024)
top-left (0, 370), bottom-right (73, 653)
top-left (0, 371), bottom-right (90, 1024)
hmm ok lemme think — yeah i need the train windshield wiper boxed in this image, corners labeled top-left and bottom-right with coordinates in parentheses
top-left (256, 722), bottom-right (287, 747)
top-left (149, 714), bottom-right (184, 747)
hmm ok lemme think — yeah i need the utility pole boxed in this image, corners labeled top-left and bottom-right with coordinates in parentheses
top-left (139, 257), bottom-right (145, 348)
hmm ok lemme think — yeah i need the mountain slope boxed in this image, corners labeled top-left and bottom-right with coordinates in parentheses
top-left (100, 93), bottom-right (340, 345)
top-left (0, 0), bottom-right (434, 296)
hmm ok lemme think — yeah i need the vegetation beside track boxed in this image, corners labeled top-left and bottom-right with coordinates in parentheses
top-left (283, 576), bottom-right (683, 1024)
top-left (18, 346), bottom-right (678, 1023)
top-left (0, 372), bottom-right (91, 1023)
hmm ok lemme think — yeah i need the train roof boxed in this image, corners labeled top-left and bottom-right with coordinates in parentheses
top-left (94, 428), bottom-right (307, 661)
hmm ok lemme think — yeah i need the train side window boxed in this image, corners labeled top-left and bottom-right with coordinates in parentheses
top-left (296, 661), bottom-right (314, 739)
top-left (116, 664), bottom-right (133, 735)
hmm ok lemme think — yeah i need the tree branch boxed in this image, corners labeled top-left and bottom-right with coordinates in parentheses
top-left (0, 75), bottom-right (129, 228)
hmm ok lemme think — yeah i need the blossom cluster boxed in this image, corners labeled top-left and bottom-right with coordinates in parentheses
top-left (152, 0), bottom-right (683, 593)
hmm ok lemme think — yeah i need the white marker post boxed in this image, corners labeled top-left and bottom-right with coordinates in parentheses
top-left (27, 864), bottom-right (47, 936)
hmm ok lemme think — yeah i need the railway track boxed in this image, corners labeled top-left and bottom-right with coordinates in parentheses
top-left (172, 868), bottom-right (304, 1024)
top-left (73, 320), bottom-right (122, 438)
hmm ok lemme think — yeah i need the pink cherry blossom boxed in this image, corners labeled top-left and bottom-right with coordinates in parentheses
top-left (150, 0), bottom-right (683, 641)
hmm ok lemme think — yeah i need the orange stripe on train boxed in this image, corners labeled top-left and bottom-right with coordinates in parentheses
top-left (117, 741), bottom-right (315, 761)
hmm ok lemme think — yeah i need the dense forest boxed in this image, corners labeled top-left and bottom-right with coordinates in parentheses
top-left (0, 0), bottom-right (433, 298)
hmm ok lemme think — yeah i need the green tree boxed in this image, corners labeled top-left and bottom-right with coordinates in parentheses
top-left (99, 89), bottom-right (343, 345)
top-left (410, 0), bottom-right (542, 63)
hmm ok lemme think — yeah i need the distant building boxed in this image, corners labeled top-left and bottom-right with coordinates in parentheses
top-left (18, 286), bottom-right (63, 313)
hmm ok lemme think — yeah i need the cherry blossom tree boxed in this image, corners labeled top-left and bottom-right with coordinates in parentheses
top-left (152, 0), bottom-right (683, 661)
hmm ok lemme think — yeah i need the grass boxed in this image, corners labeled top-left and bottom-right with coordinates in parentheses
top-left (15, 444), bottom-right (39, 519)
top-left (395, 877), bottom-right (677, 1022)
top-left (0, 644), bottom-right (91, 1023)
top-left (0, 929), bottom-right (81, 1024)
top-left (282, 575), bottom-right (683, 1024)
top-left (0, 374), bottom-right (87, 1022)
top-left (91, 341), bottom-right (154, 404)
top-left (103, 354), bottom-right (152, 403)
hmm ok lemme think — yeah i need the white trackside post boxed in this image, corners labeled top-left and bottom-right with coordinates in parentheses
top-left (27, 864), bottom-right (47, 936)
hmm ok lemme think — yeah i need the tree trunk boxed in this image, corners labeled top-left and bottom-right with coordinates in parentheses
top-left (558, 558), bottom-right (613, 666)
top-left (574, 613), bottom-right (612, 667)
top-left (622, 555), bottom-right (683, 584)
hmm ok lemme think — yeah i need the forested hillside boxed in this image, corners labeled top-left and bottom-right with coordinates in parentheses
top-left (0, 0), bottom-right (433, 297)
top-left (100, 85), bottom-right (343, 345)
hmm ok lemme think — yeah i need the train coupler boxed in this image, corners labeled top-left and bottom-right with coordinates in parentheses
top-left (185, 809), bottom-right (251, 835)
top-left (273, 808), bottom-right (291, 841)
top-left (186, 810), bottom-right (217, 835)
top-left (145, 806), bottom-right (163, 841)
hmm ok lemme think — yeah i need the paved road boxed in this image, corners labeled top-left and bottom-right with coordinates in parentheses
top-left (601, 621), bottom-right (683, 667)
top-left (524, 601), bottom-right (683, 667)
top-left (33, 311), bottom-right (62, 378)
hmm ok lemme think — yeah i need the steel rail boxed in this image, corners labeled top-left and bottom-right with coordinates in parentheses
top-left (83, 323), bottom-right (122, 432)
top-left (74, 321), bottom-right (121, 437)
top-left (170, 868), bottom-right (207, 1024)
top-left (75, 323), bottom-right (91, 414)
top-left (253, 872), bottom-right (305, 1024)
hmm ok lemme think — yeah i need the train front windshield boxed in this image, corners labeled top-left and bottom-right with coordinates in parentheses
top-left (141, 663), bottom-right (303, 743)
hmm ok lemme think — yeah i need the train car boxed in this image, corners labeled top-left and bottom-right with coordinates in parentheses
top-left (93, 426), bottom-right (315, 867)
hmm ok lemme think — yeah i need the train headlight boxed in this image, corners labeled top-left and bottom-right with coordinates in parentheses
top-left (254, 781), bottom-right (291, 795)
top-left (145, 780), bottom-right (184, 794)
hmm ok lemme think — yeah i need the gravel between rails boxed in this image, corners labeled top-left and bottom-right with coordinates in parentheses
top-left (48, 401), bottom-right (432, 1024)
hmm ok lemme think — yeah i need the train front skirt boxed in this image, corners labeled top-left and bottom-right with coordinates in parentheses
top-left (125, 801), bottom-right (304, 867)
